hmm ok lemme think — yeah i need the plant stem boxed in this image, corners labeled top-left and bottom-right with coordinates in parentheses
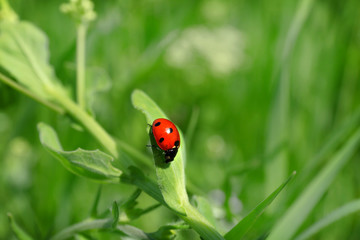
top-left (0, 72), bottom-right (65, 114)
top-left (51, 90), bottom-right (118, 158)
top-left (181, 203), bottom-right (224, 240)
top-left (128, 171), bottom-right (224, 240)
top-left (50, 218), bottom-right (112, 240)
top-left (76, 24), bottom-right (87, 109)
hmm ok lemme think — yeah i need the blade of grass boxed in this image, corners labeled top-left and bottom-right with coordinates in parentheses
top-left (185, 107), bottom-right (200, 151)
top-left (267, 127), bottom-right (360, 240)
top-left (265, 0), bottom-right (314, 199)
top-left (297, 106), bottom-right (360, 183)
top-left (90, 185), bottom-right (102, 217)
top-left (7, 213), bottom-right (33, 240)
top-left (224, 172), bottom-right (296, 240)
top-left (294, 199), bottom-right (360, 240)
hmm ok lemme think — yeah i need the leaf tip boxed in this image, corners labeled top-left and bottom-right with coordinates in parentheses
top-left (7, 212), bottom-right (13, 222)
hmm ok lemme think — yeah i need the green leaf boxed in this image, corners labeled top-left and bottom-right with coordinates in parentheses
top-left (38, 122), bottom-right (121, 183)
top-left (112, 201), bottom-right (119, 228)
top-left (224, 172), bottom-right (296, 240)
top-left (7, 213), bottom-right (33, 240)
top-left (267, 127), bottom-right (360, 240)
top-left (131, 90), bottom-right (224, 240)
top-left (264, 0), bottom-right (314, 203)
top-left (148, 223), bottom-right (190, 240)
top-left (131, 89), bottom-right (188, 216)
top-left (0, 21), bottom-right (64, 99)
top-left (50, 217), bottom-right (153, 240)
top-left (294, 199), bottom-right (360, 240)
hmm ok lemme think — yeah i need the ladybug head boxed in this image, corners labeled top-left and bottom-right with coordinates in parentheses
top-left (164, 148), bottom-right (178, 163)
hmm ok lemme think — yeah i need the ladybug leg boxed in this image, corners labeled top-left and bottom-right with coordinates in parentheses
top-left (146, 144), bottom-right (156, 148)
top-left (146, 144), bottom-right (162, 151)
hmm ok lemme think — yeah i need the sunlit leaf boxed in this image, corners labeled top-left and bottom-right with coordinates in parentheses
top-left (38, 122), bottom-right (121, 183)
top-left (0, 21), bottom-right (64, 99)
top-left (131, 89), bottom-right (188, 215)
top-left (132, 89), bottom-right (224, 239)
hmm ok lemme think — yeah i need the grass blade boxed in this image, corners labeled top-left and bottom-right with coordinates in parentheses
top-left (267, 127), bottom-right (360, 240)
top-left (265, 0), bottom-right (314, 199)
top-left (224, 172), bottom-right (296, 240)
top-left (294, 199), bottom-right (360, 240)
top-left (7, 213), bottom-right (33, 240)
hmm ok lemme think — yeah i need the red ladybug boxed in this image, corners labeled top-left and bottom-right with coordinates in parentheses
top-left (151, 118), bottom-right (180, 163)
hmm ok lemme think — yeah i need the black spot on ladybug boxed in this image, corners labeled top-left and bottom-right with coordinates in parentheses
top-left (174, 140), bottom-right (180, 147)
top-left (155, 122), bottom-right (161, 127)
top-left (159, 137), bottom-right (164, 143)
top-left (169, 128), bottom-right (173, 133)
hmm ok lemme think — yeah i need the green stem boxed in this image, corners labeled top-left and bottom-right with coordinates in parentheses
top-left (0, 72), bottom-right (65, 114)
top-left (51, 90), bottom-right (118, 158)
top-left (181, 203), bottom-right (224, 240)
top-left (130, 174), bottom-right (224, 239)
top-left (76, 24), bottom-right (87, 109)
top-left (51, 218), bottom-right (112, 240)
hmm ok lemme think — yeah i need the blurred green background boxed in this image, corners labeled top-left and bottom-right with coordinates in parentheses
top-left (1, 0), bottom-right (360, 239)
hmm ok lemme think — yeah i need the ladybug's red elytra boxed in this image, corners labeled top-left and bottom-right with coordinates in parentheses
top-left (151, 118), bottom-right (180, 163)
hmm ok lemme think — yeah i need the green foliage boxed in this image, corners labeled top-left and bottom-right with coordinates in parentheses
top-left (132, 89), bottom-right (224, 239)
top-left (7, 214), bottom-right (33, 240)
top-left (0, 20), bottom-right (65, 100)
top-left (225, 172), bottom-right (296, 240)
top-left (1, 0), bottom-right (360, 239)
top-left (294, 199), bottom-right (360, 240)
top-left (132, 89), bottom-right (188, 215)
top-left (38, 122), bottom-right (121, 182)
top-left (111, 201), bottom-right (119, 228)
top-left (268, 128), bottom-right (360, 240)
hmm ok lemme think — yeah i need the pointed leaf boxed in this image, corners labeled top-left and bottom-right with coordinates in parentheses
top-left (38, 122), bottom-right (121, 183)
top-left (7, 213), bottom-right (33, 240)
top-left (90, 186), bottom-right (102, 217)
top-left (224, 172), bottom-right (296, 240)
top-left (112, 201), bottom-right (119, 228)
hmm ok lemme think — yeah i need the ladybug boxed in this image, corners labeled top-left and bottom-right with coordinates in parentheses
top-left (151, 118), bottom-right (180, 163)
